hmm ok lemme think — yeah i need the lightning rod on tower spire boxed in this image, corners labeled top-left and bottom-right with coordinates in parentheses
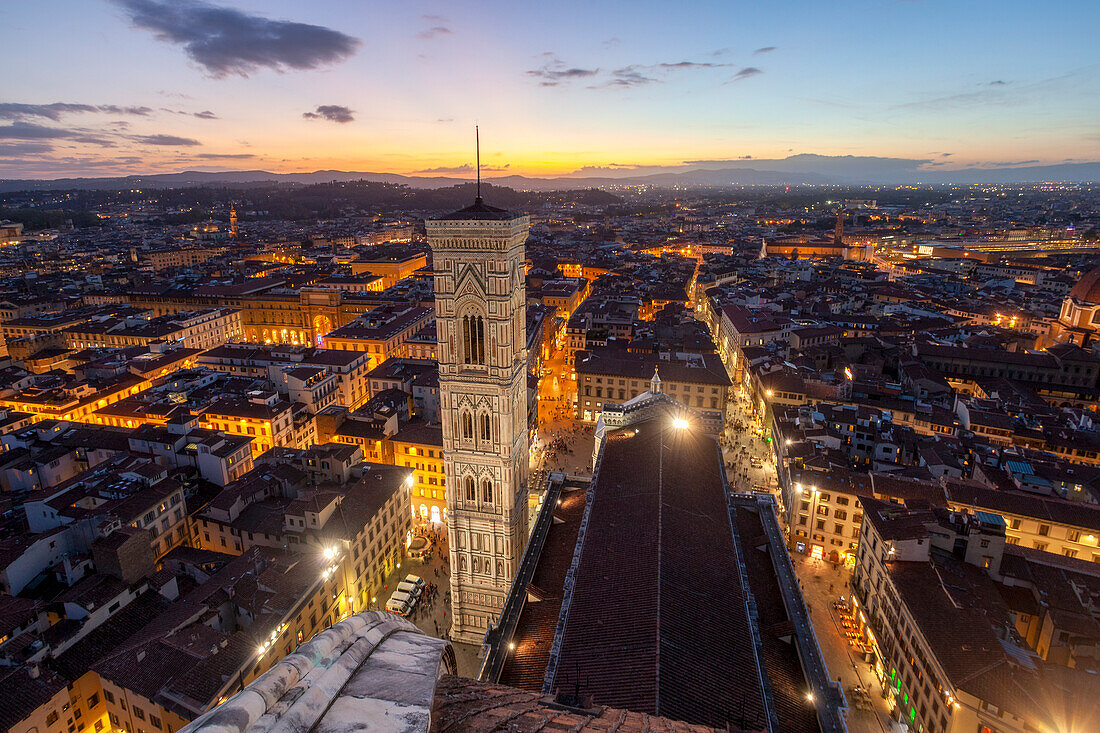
top-left (475, 125), bottom-right (482, 204)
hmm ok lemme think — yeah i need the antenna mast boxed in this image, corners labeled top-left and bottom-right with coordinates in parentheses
top-left (475, 125), bottom-right (482, 203)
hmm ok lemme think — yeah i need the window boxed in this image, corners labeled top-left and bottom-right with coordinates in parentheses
top-left (480, 412), bottom-right (491, 441)
top-left (482, 479), bottom-right (493, 503)
top-left (150, 716), bottom-right (161, 729)
top-left (88, 694), bottom-right (99, 708)
top-left (462, 314), bottom-right (486, 365)
top-left (461, 411), bottom-right (473, 440)
top-left (464, 476), bottom-right (475, 502)
top-left (47, 712), bottom-right (59, 725)
top-left (1038, 524), bottom-right (1050, 536)
top-left (134, 707), bottom-right (145, 721)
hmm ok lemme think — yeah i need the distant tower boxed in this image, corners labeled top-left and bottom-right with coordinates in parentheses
top-left (833, 209), bottom-right (844, 246)
top-left (229, 205), bottom-right (239, 239)
top-left (427, 130), bottom-right (530, 644)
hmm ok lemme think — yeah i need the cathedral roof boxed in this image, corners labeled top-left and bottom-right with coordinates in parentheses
top-left (434, 197), bottom-right (517, 221)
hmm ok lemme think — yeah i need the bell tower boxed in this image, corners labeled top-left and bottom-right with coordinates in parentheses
top-left (427, 184), bottom-right (529, 644)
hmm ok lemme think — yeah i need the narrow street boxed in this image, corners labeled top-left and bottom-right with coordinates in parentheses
top-left (722, 387), bottom-right (780, 494)
top-left (791, 553), bottom-right (896, 732)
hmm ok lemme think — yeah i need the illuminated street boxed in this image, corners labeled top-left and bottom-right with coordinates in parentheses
top-left (531, 344), bottom-right (595, 479)
top-left (791, 553), bottom-right (895, 733)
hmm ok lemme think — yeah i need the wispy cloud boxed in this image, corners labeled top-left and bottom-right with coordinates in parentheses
top-left (0, 103), bottom-right (154, 121)
top-left (0, 122), bottom-right (98, 140)
top-left (113, 0), bottom-right (361, 78)
top-left (526, 56), bottom-right (600, 86)
top-left (535, 55), bottom-right (731, 89)
top-left (160, 107), bottom-right (219, 119)
top-left (657, 61), bottom-right (729, 70)
top-left (753, 46), bottom-right (777, 54)
top-left (602, 37), bottom-right (621, 47)
top-left (302, 105), bottom-right (355, 123)
top-left (730, 67), bottom-right (764, 81)
top-left (195, 152), bottom-right (255, 159)
top-left (0, 142), bottom-right (57, 158)
top-left (602, 65), bottom-right (658, 87)
top-left (416, 25), bottom-right (452, 40)
top-left (130, 133), bottom-right (201, 146)
top-left (415, 163), bottom-right (510, 174)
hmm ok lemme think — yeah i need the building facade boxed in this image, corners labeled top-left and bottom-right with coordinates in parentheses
top-left (427, 197), bottom-right (530, 644)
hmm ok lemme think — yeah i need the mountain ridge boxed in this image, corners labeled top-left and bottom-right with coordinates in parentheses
top-left (1, 158), bottom-right (1097, 192)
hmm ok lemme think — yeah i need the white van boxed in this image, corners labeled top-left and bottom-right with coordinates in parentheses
top-left (390, 589), bottom-right (416, 610)
top-left (385, 596), bottom-right (409, 615)
top-left (397, 580), bottom-right (422, 599)
top-left (403, 574), bottom-right (426, 591)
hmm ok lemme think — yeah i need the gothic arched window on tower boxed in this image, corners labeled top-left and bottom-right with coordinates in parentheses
top-left (479, 412), bottom-right (491, 441)
top-left (464, 476), bottom-right (475, 502)
top-left (482, 479), bottom-right (493, 504)
top-left (462, 314), bottom-right (486, 365)
top-left (461, 410), bottom-right (473, 440)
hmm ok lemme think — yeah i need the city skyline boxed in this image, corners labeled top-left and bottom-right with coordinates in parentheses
top-left (2, 0), bottom-right (1099, 179)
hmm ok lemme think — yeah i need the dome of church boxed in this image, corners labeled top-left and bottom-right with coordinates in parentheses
top-left (1069, 265), bottom-right (1100, 304)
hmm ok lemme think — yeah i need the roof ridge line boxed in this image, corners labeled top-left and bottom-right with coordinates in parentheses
top-left (654, 425), bottom-right (663, 716)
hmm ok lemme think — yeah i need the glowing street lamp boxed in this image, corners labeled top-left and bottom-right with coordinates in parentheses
top-left (672, 417), bottom-right (690, 430)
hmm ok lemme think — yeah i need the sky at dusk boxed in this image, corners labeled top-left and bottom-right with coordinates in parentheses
top-left (1, 0), bottom-right (1098, 179)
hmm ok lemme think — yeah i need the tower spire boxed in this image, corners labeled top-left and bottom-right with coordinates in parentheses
top-left (475, 125), bottom-right (482, 204)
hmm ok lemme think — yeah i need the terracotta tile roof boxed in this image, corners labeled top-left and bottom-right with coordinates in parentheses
top-left (548, 421), bottom-right (766, 728)
top-left (499, 485), bottom-right (587, 691)
top-left (432, 676), bottom-right (724, 733)
top-left (732, 504), bottom-right (821, 733)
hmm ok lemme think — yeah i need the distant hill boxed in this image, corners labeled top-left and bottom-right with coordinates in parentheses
top-left (1, 156), bottom-right (1097, 192)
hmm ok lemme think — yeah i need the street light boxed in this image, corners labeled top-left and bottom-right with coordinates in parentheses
top-left (672, 417), bottom-right (689, 430)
